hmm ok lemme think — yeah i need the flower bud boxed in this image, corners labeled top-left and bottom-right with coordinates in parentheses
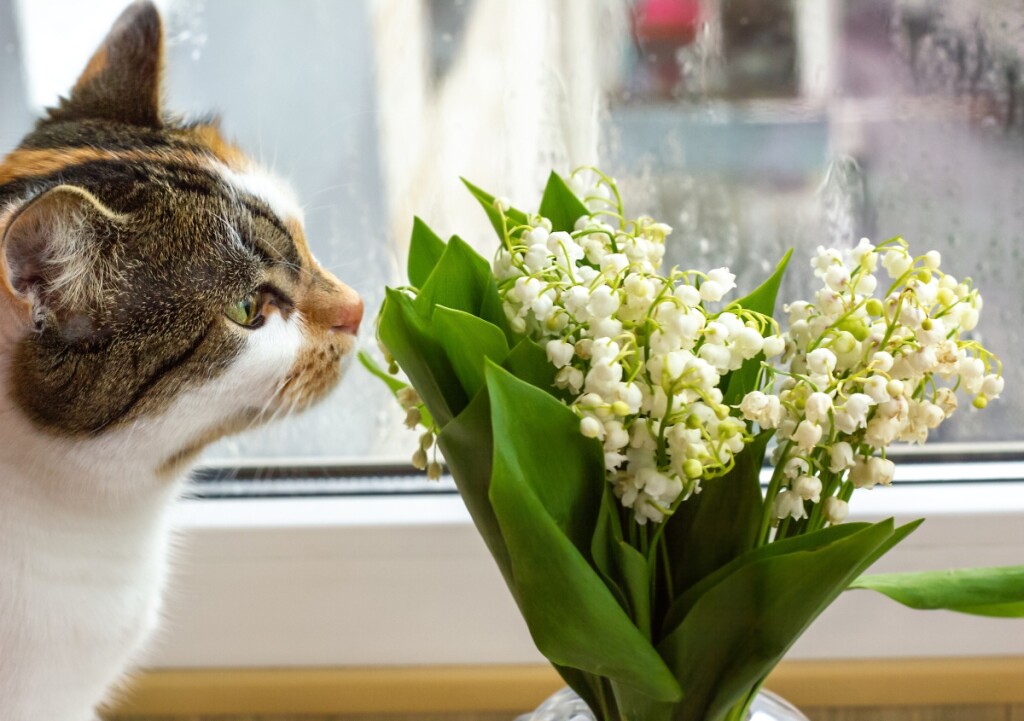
top-left (774, 490), bottom-right (807, 521)
top-left (683, 458), bottom-right (704, 479)
top-left (404, 407), bottom-right (422, 429)
top-left (412, 449), bottom-right (428, 470)
top-left (793, 420), bottom-right (823, 452)
top-left (397, 387), bottom-right (421, 409)
top-left (806, 348), bottom-right (838, 376)
top-left (823, 497), bottom-right (849, 524)
top-left (981, 374), bottom-right (1004, 399)
top-left (546, 339), bottom-right (575, 368)
top-left (611, 400), bottom-right (632, 417)
top-left (805, 392), bottom-right (833, 424)
top-left (580, 417), bottom-right (604, 439)
top-left (793, 474), bottom-right (822, 502)
top-left (829, 442), bottom-right (854, 472)
top-left (763, 335), bottom-right (785, 357)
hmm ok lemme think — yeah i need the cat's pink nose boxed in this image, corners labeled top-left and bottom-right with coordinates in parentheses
top-left (331, 294), bottom-right (363, 335)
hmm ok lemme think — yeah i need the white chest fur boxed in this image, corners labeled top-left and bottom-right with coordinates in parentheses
top-left (0, 387), bottom-right (183, 721)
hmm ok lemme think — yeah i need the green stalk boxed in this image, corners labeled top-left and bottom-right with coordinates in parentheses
top-left (756, 442), bottom-right (791, 546)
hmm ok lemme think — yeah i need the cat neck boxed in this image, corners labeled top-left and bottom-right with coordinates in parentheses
top-left (0, 339), bottom-right (186, 518)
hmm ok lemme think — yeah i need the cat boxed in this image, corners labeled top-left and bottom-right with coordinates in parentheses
top-left (0, 3), bottom-right (363, 719)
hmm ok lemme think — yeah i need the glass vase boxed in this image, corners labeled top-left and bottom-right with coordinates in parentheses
top-left (517, 686), bottom-right (809, 721)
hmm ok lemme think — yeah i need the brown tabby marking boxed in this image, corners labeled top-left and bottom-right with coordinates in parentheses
top-left (0, 1), bottom-right (362, 468)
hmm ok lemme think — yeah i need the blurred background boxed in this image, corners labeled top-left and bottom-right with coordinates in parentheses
top-left (1, 0), bottom-right (1021, 472)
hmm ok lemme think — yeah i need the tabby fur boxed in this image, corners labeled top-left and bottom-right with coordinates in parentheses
top-left (0, 3), bottom-right (362, 719)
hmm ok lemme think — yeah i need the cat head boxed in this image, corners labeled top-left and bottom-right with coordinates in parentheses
top-left (0, 2), bottom-right (363, 476)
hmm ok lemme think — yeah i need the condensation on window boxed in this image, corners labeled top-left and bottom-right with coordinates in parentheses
top-left (0, 0), bottom-right (1020, 461)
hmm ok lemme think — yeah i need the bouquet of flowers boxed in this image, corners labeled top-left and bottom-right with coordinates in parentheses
top-left (361, 169), bottom-right (1022, 721)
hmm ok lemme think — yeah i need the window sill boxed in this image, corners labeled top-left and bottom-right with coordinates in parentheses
top-left (148, 471), bottom-right (1024, 669)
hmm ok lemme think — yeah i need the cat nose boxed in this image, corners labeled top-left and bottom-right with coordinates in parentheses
top-left (330, 291), bottom-right (363, 335)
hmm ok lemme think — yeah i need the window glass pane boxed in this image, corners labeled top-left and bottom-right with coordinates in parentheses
top-left (1, 0), bottom-right (1020, 466)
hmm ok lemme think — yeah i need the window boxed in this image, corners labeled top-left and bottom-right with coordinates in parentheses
top-left (3, 0), bottom-right (1021, 681)
top-left (1, 0), bottom-right (1021, 477)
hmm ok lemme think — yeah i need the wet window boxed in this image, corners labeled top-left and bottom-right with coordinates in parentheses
top-left (1, 0), bottom-right (1020, 465)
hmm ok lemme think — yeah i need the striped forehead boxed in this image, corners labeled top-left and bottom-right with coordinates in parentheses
top-left (213, 162), bottom-right (305, 230)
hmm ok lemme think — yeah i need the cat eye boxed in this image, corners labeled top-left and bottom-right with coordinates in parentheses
top-left (225, 292), bottom-right (265, 328)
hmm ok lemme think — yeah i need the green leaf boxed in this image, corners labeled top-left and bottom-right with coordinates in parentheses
top-left (730, 248), bottom-right (793, 318)
top-left (658, 519), bottom-right (916, 721)
top-left (432, 307), bottom-right (509, 398)
top-left (502, 337), bottom-right (580, 403)
top-left (662, 521), bottom-right (876, 638)
top-left (591, 483), bottom-right (632, 614)
top-left (480, 273), bottom-right (516, 344)
top-left (591, 486), bottom-right (652, 638)
top-left (415, 235), bottom-right (493, 317)
top-left (487, 361), bottom-right (603, 551)
top-left (849, 565), bottom-right (1024, 617)
top-left (407, 217), bottom-right (446, 289)
top-left (553, 666), bottom-right (614, 721)
top-left (539, 171), bottom-right (590, 232)
top-left (662, 430), bottom-right (772, 614)
top-left (378, 288), bottom-right (465, 426)
top-left (461, 177), bottom-right (530, 241)
top-left (723, 249), bottom-right (793, 406)
top-left (412, 233), bottom-right (514, 343)
top-left (435, 390), bottom-right (517, 596)
top-left (485, 362), bottom-right (682, 702)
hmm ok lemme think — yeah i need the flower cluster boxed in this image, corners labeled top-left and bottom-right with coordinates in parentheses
top-left (492, 170), bottom-right (780, 523)
top-left (489, 171), bottom-right (1001, 529)
top-left (739, 238), bottom-right (1002, 531)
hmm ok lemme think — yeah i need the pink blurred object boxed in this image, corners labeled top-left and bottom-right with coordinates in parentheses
top-left (633, 0), bottom-right (700, 42)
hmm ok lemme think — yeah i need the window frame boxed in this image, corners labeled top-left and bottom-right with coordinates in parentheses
top-left (148, 462), bottom-right (1024, 670)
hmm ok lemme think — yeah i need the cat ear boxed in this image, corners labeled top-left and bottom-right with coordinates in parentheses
top-left (50, 1), bottom-right (164, 127)
top-left (2, 186), bottom-right (120, 334)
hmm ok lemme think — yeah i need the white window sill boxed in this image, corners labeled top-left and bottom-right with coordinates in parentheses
top-left (147, 465), bottom-right (1024, 669)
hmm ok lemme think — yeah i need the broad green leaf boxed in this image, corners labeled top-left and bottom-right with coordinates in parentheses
top-left (415, 235), bottom-right (492, 317)
top-left (487, 361), bottom-right (603, 551)
top-left (723, 249), bottom-right (793, 406)
top-left (615, 540), bottom-right (652, 639)
top-left (662, 431), bottom-right (773, 611)
top-left (849, 565), bottom-right (1024, 617)
top-left (662, 521), bottom-right (877, 638)
top-left (591, 483), bottom-right (632, 614)
top-left (407, 217), bottom-right (446, 289)
top-left (378, 288), bottom-right (465, 426)
top-left (435, 390), bottom-right (516, 596)
top-left (554, 665), bottom-right (613, 721)
top-left (590, 482), bottom-right (651, 637)
top-left (539, 171), bottom-right (590, 232)
top-left (432, 307), bottom-right (509, 398)
top-left (480, 273), bottom-right (516, 344)
top-left (610, 680), bottom-right (675, 721)
top-left (461, 177), bottom-right (531, 241)
top-left (412, 233), bottom-right (514, 342)
top-left (501, 337), bottom-right (578, 403)
top-left (658, 519), bottom-right (916, 721)
top-left (357, 349), bottom-right (434, 428)
top-left (486, 363), bottom-right (682, 702)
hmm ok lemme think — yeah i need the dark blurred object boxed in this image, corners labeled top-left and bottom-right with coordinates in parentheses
top-left (721, 0), bottom-right (797, 98)
top-left (426, 0), bottom-right (475, 85)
